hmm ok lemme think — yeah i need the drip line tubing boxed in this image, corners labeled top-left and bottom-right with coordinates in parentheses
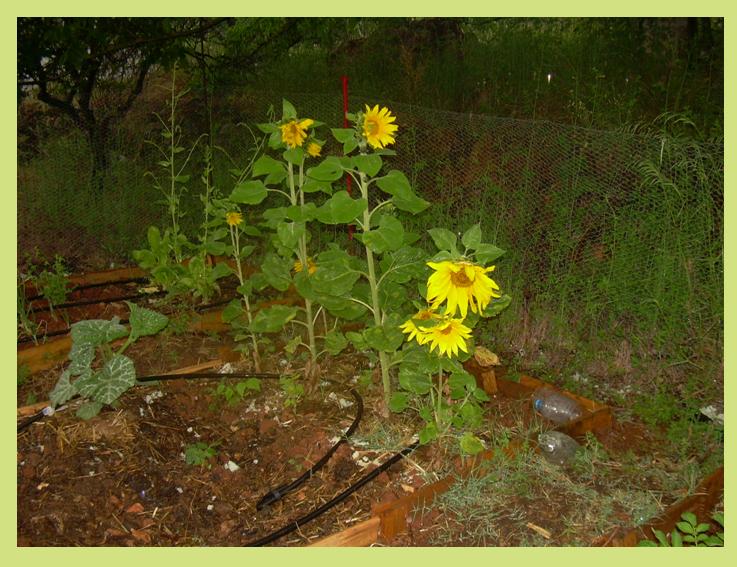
top-left (17, 294), bottom-right (239, 345)
top-left (244, 440), bottom-right (419, 546)
top-left (29, 290), bottom-right (167, 314)
top-left (18, 369), bottom-right (401, 547)
top-left (24, 277), bottom-right (150, 302)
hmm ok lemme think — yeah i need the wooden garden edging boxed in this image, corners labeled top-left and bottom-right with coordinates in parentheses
top-left (310, 360), bottom-right (614, 546)
top-left (593, 465), bottom-right (724, 546)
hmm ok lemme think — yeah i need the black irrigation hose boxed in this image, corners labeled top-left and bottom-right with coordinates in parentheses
top-left (17, 368), bottom-right (413, 547)
top-left (20, 371), bottom-right (363, 513)
top-left (28, 290), bottom-right (167, 314)
top-left (17, 293), bottom-right (239, 345)
top-left (244, 441), bottom-right (420, 547)
top-left (24, 277), bottom-right (150, 302)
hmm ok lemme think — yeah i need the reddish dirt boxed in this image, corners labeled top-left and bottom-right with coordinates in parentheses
top-left (16, 280), bottom-right (721, 547)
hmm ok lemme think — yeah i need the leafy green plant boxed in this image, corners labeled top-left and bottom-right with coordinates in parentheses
top-left (638, 511), bottom-right (724, 547)
top-left (279, 374), bottom-right (304, 408)
top-left (48, 302), bottom-right (168, 419)
top-left (211, 378), bottom-right (260, 407)
top-left (184, 442), bottom-right (219, 467)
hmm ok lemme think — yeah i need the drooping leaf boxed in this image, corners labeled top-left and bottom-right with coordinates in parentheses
top-left (261, 253), bottom-right (292, 291)
top-left (481, 294), bottom-right (512, 318)
top-left (314, 191), bottom-right (367, 225)
top-left (362, 214), bottom-right (404, 254)
top-left (419, 422), bottom-right (438, 444)
top-left (388, 392), bottom-right (410, 413)
top-left (249, 305), bottom-right (299, 334)
top-left (306, 156), bottom-right (344, 182)
top-left (222, 299), bottom-right (246, 323)
top-left (282, 99), bottom-right (297, 120)
top-left (230, 180), bottom-right (268, 205)
top-left (375, 170), bottom-right (430, 214)
top-left (324, 329), bottom-right (349, 355)
top-left (276, 221), bottom-right (305, 250)
top-left (252, 155), bottom-right (287, 185)
top-left (331, 128), bottom-right (356, 143)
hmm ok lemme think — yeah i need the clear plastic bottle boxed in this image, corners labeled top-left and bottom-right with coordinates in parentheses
top-left (537, 431), bottom-right (581, 465)
top-left (532, 387), bottom-right (583, 424)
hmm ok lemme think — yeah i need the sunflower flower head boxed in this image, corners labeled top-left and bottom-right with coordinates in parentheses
top-left (280, 118), bottom-right (314, 149)
top-left (362, 104), bottom-right (398, 149)
top-left (293, 257), bottom-right (317, 275)
top-left (226, 211), bottom-right (243, 227)
top-left (426, 260), bottom-right (501, 318)
top-left (423, 317), bottom-right (473, 358)
top-left (307, 141), bottom-right (322, 158)
top-left (400, 307), bottom-right (441, 345)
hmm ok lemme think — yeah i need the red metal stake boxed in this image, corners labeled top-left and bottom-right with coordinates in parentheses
top-left (341, 75), bottom-right (354, 241)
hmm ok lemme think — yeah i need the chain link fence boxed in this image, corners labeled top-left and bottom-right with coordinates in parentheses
top-left (17, 87), bottom-right (723, 377)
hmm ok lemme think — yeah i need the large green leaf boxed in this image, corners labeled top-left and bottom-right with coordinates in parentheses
top-left (285, 204), bottom-right (318, 222)
top-left (317, 293), bottom-right (367, 320)
top-left (310, 248), bottom-right (361, 296)
top-left (230, 180), bottom-right (268, 205)
top-left (361, 214), bottom-right (404, 254)
top-left (70, 318), bottom-right (128, 348)
top-left (475, 243), bottom-right (506, 265)
top-left (448, 370), bottom-right (476, 399)
top-left (459, 433), bottom-right (485, 456)
top-left (314, 191), bottom-right (367, 225)
top-left (388, 392), bottom-right (410, 413)
top-left (363, 317), bottom-right (405, 353)
top-left (306, 156), bottom-right (344, 182)
top-left (92, 354), bottom-right (136, 405)
top-left (283, 147), bottom-right (304, 165)
top-left (252, 155), bottom-right (287, 185)
top-left (261, 253), bottom-right (292, 291)
top-left (346, 331), bottom-right (369, 351)
top-left (461, 224), bottom-right (482, 251)
top-left (282, 99), bottom-right (297, 120)
top-left (330, 128), bottom-right (356, 143)
top-left (379, 246), bottom-right (427, 284)
top-left (324, 329), bottom-right (349, 355)
top-left (49, 370), bottom-right (75, 407)
top-left (73, 369), bottom-right (100, 399)
top-left (276, 221), bottom-right (305, 250)
top-left (375, 170), bottom-right (429, 214)
top-left (126, 302), bottom-right (168, 339)
top-left (222, 299), bottom-right (246, 323)
top-left (398, 364), bottom-right (433, 395)
top-left (353, 154), bottom-right (382, 177)
top-left (428, 228), bottom-right (459, 255)
top-left (76, 401), bottom-right (104, 420)
top-left (249, 305), bottom-right (298, 333)
top-left (68, 342), bottom-right (95, 376)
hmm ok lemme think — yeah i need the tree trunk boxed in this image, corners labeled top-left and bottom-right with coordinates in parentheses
top-left (87, 124), bottom-right (110, 194)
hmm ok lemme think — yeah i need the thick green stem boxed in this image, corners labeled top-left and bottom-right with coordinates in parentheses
top-left (359, 170), bottom-right (392, 408)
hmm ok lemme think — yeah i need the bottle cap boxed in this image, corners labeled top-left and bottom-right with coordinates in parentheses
top-left (534, 398), bottom-right (543, 411)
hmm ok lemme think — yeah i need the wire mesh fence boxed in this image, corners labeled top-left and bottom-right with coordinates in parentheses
top-left (17, 87), bottom-right (723, 373)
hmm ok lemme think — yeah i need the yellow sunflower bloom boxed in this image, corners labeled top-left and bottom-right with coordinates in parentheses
top-left (280, 118), bottom-right (314, 149)
top-left (426, 260), bottom-right (501, 318)
top-left (307, 142), bottom-right (322, 158)
top-left (226, 211), bottom-right (243, 227)
top-left (423, 318), bottom-right (473, 358)
top-left (400, 308), bottom-right (441, 345)
top-left (293, 257), bottom-right (317, 275)
top-left (362, 104), bottom-right (398, 149)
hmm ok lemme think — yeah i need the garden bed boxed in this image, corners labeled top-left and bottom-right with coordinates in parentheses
top-left (17, 269), bottom-right (723, 547)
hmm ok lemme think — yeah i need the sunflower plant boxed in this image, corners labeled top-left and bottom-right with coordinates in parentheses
top-left (390, 224), bottom-right (512, 450)
top-left (228, 100), bottom-right (360, 385)
top-left (322, 104), bottom-right (433, 413)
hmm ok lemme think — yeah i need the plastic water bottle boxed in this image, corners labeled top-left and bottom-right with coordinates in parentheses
top-left (538, 431), bottom-right (581, 465)
top-left (532, 387), bottom-right (583, 424)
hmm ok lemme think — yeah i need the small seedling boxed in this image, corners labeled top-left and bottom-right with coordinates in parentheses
top-left (211, 378), bottom-right (260, 407)
top-left (638, 511), bottom-right (724, 547)
top-left (184, 442), bottom-right (218, 468)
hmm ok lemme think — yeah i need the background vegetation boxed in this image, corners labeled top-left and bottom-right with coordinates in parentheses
top-left (17, 17), bottom-right (724, 448)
